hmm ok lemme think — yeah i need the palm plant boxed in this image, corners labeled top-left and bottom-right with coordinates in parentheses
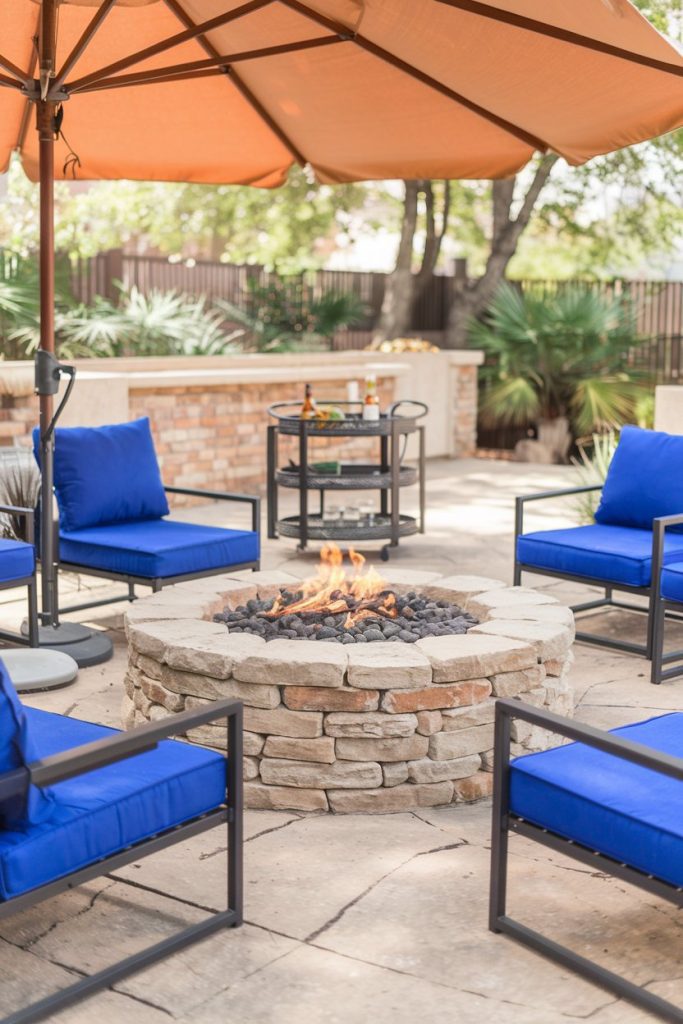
top-left (57, 286), bottom-right (241, 357)
top-left (473, 284), bottom-right (649, 437)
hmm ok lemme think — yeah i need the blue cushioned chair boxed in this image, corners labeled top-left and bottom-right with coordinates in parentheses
top-left (0, 503), bottom-right (38, 648)
top-left (514, 426), bottom-right (683, 664)
top-left (33, 418), bottom-right (260, 612)
top-left (490, 699), bottom-right (683, 1023)
top-left (0, 656), bottom-right (243, 1024)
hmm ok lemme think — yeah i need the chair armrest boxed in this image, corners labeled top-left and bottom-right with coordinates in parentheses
top-left (515, 485), bottom-right (602, 539)
top-left (494, 699), bottom-right (683, 782)
top-left (164, 485), bottom-right (261, 534)
top-left (650, 512), bottom-right (683, 600)
top-left (0, 503), bottom-right (35, 545)
top-left (28, 698), bottom-right (243, 788)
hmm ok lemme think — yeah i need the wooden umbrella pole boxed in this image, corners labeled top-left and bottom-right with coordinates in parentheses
top-left (37, 0), bottom-right (58, 626)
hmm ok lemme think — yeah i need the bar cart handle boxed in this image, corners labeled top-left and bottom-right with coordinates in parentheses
top-left (386, 400), bottom-right (428, 420)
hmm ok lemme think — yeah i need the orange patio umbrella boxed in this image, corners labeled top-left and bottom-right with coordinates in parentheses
top-left (0, 0), bottom-right (681, 662)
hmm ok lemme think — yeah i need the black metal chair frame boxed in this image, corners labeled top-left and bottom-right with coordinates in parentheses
top-left (514, 485), bottom-right (683, 667)
top-left (0, 503), bottom-right (38, 648)
top-left (56, 485), bottom-right (261, 616)
top-left (490, 698), bottom-right (683, 1024)
top-left (650, 513), bottom-right (683, 684)
top-left (0, 697), bottom-right (243, 1024)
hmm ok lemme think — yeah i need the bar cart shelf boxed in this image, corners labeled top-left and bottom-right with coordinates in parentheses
top-left (267, 400), bottom-right (427, 560)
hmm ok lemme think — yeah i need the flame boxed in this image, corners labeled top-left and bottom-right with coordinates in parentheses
top-left (266, 544), bottom-right (396, 626)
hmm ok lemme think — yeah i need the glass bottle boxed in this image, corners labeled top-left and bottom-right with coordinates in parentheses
top-left (301, 383), bottom-right (317, 419)
top-left (362, 374), bottom-right (380, 421)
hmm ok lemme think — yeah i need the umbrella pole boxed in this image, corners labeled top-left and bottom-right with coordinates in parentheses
top-left (25, 95), bottom-right (113, 676)
top-left (37, 100), bottom-right (57, 627)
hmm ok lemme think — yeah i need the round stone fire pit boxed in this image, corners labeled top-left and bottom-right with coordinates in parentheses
top-left (123, 567), bottom-right (575, 814)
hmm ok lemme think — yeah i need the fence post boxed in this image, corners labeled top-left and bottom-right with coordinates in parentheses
top-left (103, 248), bottom-right (124, 304)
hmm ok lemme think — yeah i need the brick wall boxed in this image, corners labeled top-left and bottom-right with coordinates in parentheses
top-left (452, 365), bottom-right (478, 458)
top-left (127, 378), bottom-right (395, 498)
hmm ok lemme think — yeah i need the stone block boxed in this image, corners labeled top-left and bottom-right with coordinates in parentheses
top-left (263, 736), bottom-right (336, 764)
top-left (127, 619), bottom-right (227, 661)
top-left (162, 667), bottom-right (280, 708)
top-left (422, 576), bottom-right (506, 606)
top-left (441, 699), bottom-right (496, 730)
top-left (489, 665), bottom-right (546, 697)
top-left (416, 634), bottom-right (536, 682)
top-left (428, 725), bottom-right (494, 760)
top-left (452, 772), bottom-right (494, 802)
top-left (234, 639), bottom-right (347, 688)
top-left (243, 756), bottom-right (260, 781)
top-left (163, 634), bottom-right (238, 679)
top-left (544, 652), bottom-right (573, 677)
top-left (244, 782), bottom-right (328, 812)
top-left (244, 731), bottom-right (265, 756)
top-left (335, 735), bottom-right (428, 763)
top-left (467, 586), bottom-right (559, 620)
top-left (346, 643), bottom-right (432, 690)
top-left (123, 672), bottom-right (136, 699)
top-left (407, 754), bottom-right (481, 783)
top-left (137, 654), bottom-right (163, 680)
top-left (381, 679), bottom-right (491, 714)
top-left (471, 620), bottom-right (572, 661)
top-left (415, 710), bottom-right (442, 736)
top-left (245, 707), bottom-right (323, 739)
top-left (139, 676), bottom-right (185, 712)
top-left (486, 603), bottom-right (575, 632)
top-left (260, 758), bottom-right (382, 789)
top-left (480, 748), bottom-right (494, 772)
top-left (121, 693), bottom-right (135, 730)
top-left (382, 762), bottom-right (409, 787)
top-left (283, 687), bottom-right (380, 712)
top-left (328, 781), bottom-right (453, 813)
top-left (324, 712), bottom-right (417, 738)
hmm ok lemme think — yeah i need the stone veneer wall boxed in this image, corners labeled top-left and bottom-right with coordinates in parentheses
top-left (123, 570), bottom-right (575, 814)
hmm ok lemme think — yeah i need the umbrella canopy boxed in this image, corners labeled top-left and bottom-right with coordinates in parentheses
top-left (0, 0), bottom-right (682, 187)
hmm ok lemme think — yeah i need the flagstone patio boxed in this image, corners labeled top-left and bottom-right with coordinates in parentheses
top-left (0, 457), bottom-right (680, 1023)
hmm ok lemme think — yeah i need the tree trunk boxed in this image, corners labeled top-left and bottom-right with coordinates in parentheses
top-left (373, 180), bottom-right (451, 345)
top-left (445, 155), bottom-right (558, 348)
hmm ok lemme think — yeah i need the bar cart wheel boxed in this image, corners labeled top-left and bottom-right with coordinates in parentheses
top-left (380, 545), bottom-right (390, 562)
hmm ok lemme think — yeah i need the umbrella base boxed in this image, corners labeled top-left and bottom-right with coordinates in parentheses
top-left (23, 622), bottom-right (114, 668)
top-left (1, 648), bottom-right (79, 692)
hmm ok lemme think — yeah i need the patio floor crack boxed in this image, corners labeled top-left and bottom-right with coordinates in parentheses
top-left (305, 838), bottom-right (469, 943)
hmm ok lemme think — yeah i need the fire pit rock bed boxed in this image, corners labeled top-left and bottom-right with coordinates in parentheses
top-left (123, 570), bottom-right (575, 814)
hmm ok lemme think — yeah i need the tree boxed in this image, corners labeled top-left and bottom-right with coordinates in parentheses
top-left (373, 179), bottom-right (451, 343)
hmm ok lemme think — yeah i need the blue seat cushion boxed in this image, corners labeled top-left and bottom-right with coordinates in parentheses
top-left (0, 539), bottom-right (34, 584)
top-left (0, 708), bottom-right (227, 900)
top-left (510, 713), bottom-right (683, 889)
top-left (661, 562), bottom-right (683, 603)
top-left (59, 518), bottom-right (259, 579)
top-left (517, 524), bottom-right (683, 588)
top-left (595, 426), bottom-right (683, 532)
top-left (34, 418), bottom-right (169, 531)
top-left (0, 660), bottom-right (55, 829)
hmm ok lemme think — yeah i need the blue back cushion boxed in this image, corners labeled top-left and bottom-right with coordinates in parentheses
top-left (595, 426), bottom-right (683, 530)
top-left (33, 418), bottom-right (169, 531)
top-left (0, 658), bottom-right (55, 827)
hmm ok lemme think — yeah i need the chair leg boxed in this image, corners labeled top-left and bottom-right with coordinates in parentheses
top-left (489, 709), bottom-right (511, 932)
top-left (650, 598), bottom-right (666, 685)
top-left (27, 579), bottom-right (39, 648)
top-left (227, 706), bottom-right (244, 927)
top-left (513, 560), bottom-right (521, 587)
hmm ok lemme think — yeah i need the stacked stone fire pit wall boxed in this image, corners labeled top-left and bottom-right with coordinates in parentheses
top-left (123, 570), bottom-right (575, 814)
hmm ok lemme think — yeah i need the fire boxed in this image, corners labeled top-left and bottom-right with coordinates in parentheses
top-left (266, 544), bottom-right (397, 627)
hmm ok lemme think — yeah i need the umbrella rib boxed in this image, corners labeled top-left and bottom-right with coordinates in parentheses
top-left (53, 0), bottom-right (118, 91)
top-left (0, 53), bottom-right (31, 88)
top-left (71, 37), bottom-right (344, 95)
top-left (160, 0), bottom-right (309, 166)
top-left (0, 73), bottom-right (24, 91)
top-left (281, 0), bottom-right (548, 152)
top-left (435, 0), bottom-right (683, 77)
top-left (66, 0), bottom-right (275, 94)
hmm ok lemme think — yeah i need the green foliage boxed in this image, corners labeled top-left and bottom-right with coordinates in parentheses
top-left (55, 287), bottom-right (242, 358)
top-left (571, 432), bottom-right (619, 525)
top-left (218, 276), bottom-right (367, 353)
top-left (474, 284), bottom-right (651, 437)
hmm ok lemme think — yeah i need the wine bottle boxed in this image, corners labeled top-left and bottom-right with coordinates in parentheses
top-left (362, 374), bottom-right (380, 421)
